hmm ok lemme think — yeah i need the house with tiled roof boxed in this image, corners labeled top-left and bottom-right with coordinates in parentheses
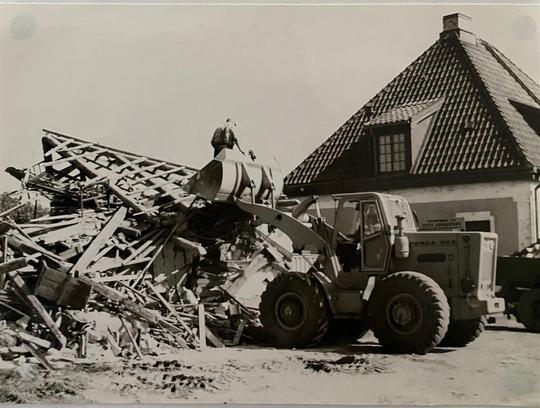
top-left (284, 13), bottom-right (540, 255)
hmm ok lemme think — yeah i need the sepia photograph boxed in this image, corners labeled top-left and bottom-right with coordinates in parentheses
top-left (0, 1), bottom-right (539, 405)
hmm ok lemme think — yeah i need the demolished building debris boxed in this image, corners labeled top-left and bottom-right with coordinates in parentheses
top-left (0, 129), bottom-right (291, 368)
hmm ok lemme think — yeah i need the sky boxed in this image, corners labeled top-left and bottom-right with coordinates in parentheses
top-left (0, 4), bottom-right (539, 191)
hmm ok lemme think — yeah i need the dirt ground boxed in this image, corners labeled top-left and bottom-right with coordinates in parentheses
top-left (1, 315), bottom-right (538, 405)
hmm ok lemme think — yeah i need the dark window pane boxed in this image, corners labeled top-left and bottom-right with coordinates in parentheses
top-left (378, 132), bottom-right (408, 173)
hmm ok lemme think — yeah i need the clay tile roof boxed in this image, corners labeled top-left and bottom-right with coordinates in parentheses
top-left (285, 33), bottom-right (540, 188)
top-left (365, 99), bottom-right (441, 127)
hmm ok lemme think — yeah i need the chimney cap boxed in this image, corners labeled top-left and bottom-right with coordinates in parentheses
top-left (441, 13), bottom-right (476, 45)
top-left (442, 13), bottom-right (473, 33)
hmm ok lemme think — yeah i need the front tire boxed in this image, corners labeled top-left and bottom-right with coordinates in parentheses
top-left (517, 289), bottom-right (540, 332)
top-left (368, 272), bottom-right (450, 354)
top-left (259, 272), bottom-right (330, 347)
top-left (439, 316), bottom-right (487, 347)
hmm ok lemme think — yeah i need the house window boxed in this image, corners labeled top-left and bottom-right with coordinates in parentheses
top-left (378, 133), bottom-right (407, 173)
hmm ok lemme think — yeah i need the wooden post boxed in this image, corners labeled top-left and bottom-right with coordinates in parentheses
top-left (198, 304), bottom-right (206, 350)
top-left (232, 320), bottom-right (246, 346)
top-left (0, 236), bottom-right (8, 289)
top-left (119, 315), bottom-right (143, 360)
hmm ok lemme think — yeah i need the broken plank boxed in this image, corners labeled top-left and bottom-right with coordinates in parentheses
top-left (205, 325), bottom-right (225, 348)
top-left (30, 213), bottom-right (80, 223)
top-left (231, 320), bottom-right (246, 346)
top-left (7, 271), bottom-right (66, 349)
top-left (87, 257), bottom-right (151, 274)
top-left (0, 236), bottom-right (6, 289)
top-left (92, 274), bottom-right (146, 283)
top-left (0, 257), bottom-right (28, 275)
top-left (119, 315), bottom-right (143, 359)
top-left (106, 332), bottom-right (122, 356)
top-left (0, 300), bottom-right (30, 319)
top-left (22, 341), bottom-right (53, 371)
top-left (16, 330), bottom-right (52, 349)
top-left (173, 236), bottom-right (207, 257)
top-left (58, 244), bottom-right (84, 260)
top-left (76, 274), bottom-right (188, 347)
top-left (34, 224), bottom-right (83, 245)
top-left (198, 304), bottom-right (206, 350)
top-left (27, 219), bottom-right (80, 237)
top-left (0, 203), bottom-right (26, 218)
top-left (5, 234), bottom-right (72, 272)
top-left (146, 282), bottom-right (194, 336)
top-left (117, 224), bottom-right (143, 238)
top-left (70, 206), bottom-right (127, 276)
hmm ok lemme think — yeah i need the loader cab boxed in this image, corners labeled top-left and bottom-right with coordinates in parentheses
top-left (333, 193), bottom-right (416, 275)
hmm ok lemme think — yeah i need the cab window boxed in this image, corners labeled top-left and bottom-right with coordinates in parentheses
top-left (362, 203), bottom-right (382, 236)
top-left (335, 200), bottom-right (361, 238)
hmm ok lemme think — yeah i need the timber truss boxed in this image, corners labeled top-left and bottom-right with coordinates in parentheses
top-left (18, 129), bottom-right (199, 221)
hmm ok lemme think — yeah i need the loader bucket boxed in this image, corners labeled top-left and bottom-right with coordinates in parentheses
top-left (187, 149), bottom-right (284, 205)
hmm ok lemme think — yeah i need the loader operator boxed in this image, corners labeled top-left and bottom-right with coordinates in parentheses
top-left (211, 118), bottom-right (246, 157)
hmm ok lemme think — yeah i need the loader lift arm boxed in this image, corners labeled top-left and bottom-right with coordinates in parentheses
top-left (235, 199), bottom-right (327, 253)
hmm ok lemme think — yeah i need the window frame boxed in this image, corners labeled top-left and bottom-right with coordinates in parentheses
top-left (373, 124), bottom-right (412, 175)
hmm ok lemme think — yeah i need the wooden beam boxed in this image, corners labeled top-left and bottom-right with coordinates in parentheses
top-left (0, 257), bottom-right (29, 275)
top-left (82, 157), bottom-right (147, 188)
top-left (119, 315), bottom-right (143, 359)
top-left (92, 274), bottom-right (144, 283)
top-left (5, 234), bottom-right (72, 272)
top-left (30, 213), bottom-right (79, 223)
top-left (7, 271), bottom-right (66, 349)
top-left (135, 167), bottom-right (185, 183)
top-left (42, 134), bottom-right (153, 220)
top-left (232, 319), bottom-right (246, 346)
top-left (27, 219), bottom-right (80, 237)
top-left (43, 138), bottom-right (72, 158)
top-left (70, 206), bottom-right (127, 276)
top-left (0, 236), bottom-right (8, 289)
top-left (198, 304), bottom-right (206, 350)
top-left (16, 329), bottom-right (52, 349)
top-left (0, 203), bottom-right (26, 218)
top-left (173, 236), bottom-right (207, 256)
top-left (205, 325), bottom-right (225, 348)
top-left (146, 282), bottom-right (193, 337)
top-left (22, 341), bottom-right (54, 371)
top-left (77, 274), bottom-right (187, 346)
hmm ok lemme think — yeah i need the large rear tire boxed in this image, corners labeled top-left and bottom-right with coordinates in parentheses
top-left (517, 289), bottom-right (540, 332)
top-left (259, 272), bottom-right (330, 347)
top-left (439, 316), bottom-right (487, 347)
top-left (368, 272), bottom-right (450, 354)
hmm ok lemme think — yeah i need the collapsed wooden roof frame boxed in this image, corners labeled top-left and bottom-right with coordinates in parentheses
top-left (31, 129), bottom-right (199, 222)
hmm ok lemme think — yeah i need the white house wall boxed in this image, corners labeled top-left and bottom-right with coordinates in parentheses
top-left (294, 180), bottom-right (538, 255)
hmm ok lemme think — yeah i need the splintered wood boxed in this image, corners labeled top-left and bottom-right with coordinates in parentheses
top-left (0, 129), bottom-right (273, 362)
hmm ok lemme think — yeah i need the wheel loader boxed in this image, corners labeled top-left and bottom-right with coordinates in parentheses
top-left (188, 150), bottom-right (505, 354)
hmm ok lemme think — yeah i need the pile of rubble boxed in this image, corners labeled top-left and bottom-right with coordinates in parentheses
top-left (0, 130), bottom-right (291, 370)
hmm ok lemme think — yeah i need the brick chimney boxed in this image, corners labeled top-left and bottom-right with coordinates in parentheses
top-left (440, 13), bottom-right (477, 45)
